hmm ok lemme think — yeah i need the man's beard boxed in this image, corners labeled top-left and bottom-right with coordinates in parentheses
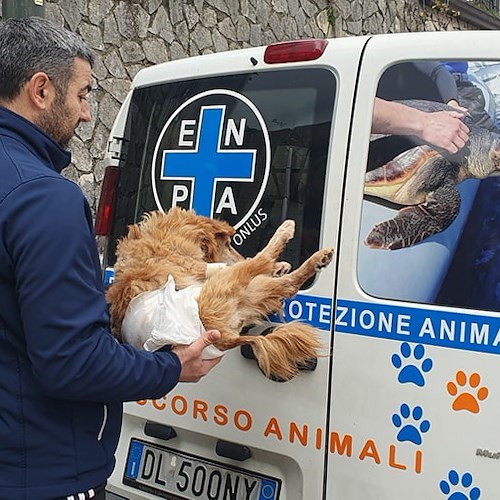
top-left (36, 96), bottom-right (78, 149)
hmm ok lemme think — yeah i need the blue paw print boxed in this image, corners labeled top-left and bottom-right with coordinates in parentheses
top-left (392, 403), bottom-right (430, 445)
top-left (439, 470), bottom-right (480, 499)
top-left (392, 342), bottom-right (433, 386)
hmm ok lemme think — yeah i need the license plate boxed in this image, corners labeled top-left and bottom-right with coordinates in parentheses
top-left (123, 438), bottom-right (281, 500)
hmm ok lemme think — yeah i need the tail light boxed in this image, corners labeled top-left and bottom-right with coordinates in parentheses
top-left (264, 39), bottom-right (328, 64)
top-left (95, 166), bottom-right (119, 236)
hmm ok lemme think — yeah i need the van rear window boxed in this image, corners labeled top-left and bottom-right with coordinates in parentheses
top-left (359, 59), bottom-right (500, 312)
top-left (107, 68), bottom-right (336, 281)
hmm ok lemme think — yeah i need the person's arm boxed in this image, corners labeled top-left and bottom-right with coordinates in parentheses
top-left (8, 176), bottom-right (219, 403)
top-left (416, 61), bottom-right (460, 105)
top-left (372, 97), bottom-right (469, 154)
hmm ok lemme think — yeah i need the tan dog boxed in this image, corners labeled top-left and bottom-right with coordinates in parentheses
top-left (106, 207), bottom-right (334, 380)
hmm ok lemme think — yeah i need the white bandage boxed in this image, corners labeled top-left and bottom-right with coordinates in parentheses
top-left (121, 275), bottom-right (224, 359)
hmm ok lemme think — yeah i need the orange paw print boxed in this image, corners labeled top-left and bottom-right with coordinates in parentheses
top-left (446, 371), bottom-right (488, 414)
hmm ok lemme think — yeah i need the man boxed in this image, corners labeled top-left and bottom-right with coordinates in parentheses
top-left (0, 17), bottom-right (221, 500)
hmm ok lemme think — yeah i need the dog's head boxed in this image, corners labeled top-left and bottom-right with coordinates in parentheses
top-left (196, 216), bottom-right (245, 264)
top-left (134, 208), bottom-right (245, 264)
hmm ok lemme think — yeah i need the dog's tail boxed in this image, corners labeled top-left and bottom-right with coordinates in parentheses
top-left (216, 322), bottom-right (324, 381)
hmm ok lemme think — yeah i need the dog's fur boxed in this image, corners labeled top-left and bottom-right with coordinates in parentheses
top-left (106, 207), bottom-right (334, 380)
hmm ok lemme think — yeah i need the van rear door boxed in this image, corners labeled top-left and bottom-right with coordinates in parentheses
top-left (327, 30), bottom-right (500, 499)
top-left (104, 37), bottom-right (369, 499)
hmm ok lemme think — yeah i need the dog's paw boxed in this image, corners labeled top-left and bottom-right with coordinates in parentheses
top-left (276, 220), bottom-right (295, 241)
top-left (273, 261), bottom-right (292, 277)
top-left (314, 247), bottom-right (334, 270)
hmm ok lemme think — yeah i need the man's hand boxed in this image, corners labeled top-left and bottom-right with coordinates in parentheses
top-left (372, 98), bottom-right (470, 154)
top-left (419, 109), bottom-right (469, 154)
top-left (172, 330), bottom-right (222, 382)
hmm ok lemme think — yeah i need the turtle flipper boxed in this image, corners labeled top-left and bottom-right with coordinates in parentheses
top-left (364, 184), bottom-right (460, 250)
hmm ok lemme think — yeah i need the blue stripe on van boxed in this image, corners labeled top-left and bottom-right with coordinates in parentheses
top-left (270, 295), bottom-right (333, 331)
top-left (104, 267), bottom-right (115, 285)
top-left (335, 299), bottom-right (500, 354)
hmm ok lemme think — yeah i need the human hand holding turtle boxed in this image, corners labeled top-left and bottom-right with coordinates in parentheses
top-left (372, 98), bottom-right (469, 154)
top-left (418, 109), bottom-right (469, 154)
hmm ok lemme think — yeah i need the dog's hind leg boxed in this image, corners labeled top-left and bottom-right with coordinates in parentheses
top-left (214, 248), bottom-right (333, 378)
top-left (248, 247), bottom-right (334, 312)
top-left (198, 247), bottom-right (334, 380)
top-left (208, 247), bottom-right (334, 329)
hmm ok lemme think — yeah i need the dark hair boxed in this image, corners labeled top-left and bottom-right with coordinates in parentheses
top-left (0, 16), bottom-right (94, 101)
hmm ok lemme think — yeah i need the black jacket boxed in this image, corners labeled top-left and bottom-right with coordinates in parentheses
top-left (0, 106), bottom-right (182, 499)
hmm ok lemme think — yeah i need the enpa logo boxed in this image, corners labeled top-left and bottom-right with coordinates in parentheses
top-left (152, 89), bottom-right (271, 229)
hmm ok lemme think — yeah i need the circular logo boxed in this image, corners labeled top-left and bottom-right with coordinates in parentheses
top-left (152, 89), bottom-right (270, 229)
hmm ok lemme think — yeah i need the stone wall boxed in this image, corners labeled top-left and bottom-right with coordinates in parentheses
top-left (332, 0), bottom-right (474, 35)
top-left (36, 0), bottom-right (476, 214)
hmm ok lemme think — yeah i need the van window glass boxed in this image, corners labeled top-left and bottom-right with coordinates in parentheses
top-left (108, 68), bottom-right (336, 285)
top-left (358, 59), bottom-right (500, 312)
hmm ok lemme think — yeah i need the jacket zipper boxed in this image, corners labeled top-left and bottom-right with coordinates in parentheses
top-left (97, 404), bottom-right (108, 441)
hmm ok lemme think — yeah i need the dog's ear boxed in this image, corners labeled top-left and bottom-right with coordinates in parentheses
top-left (213, 221), bottom-right (235, 249)
top-left (212, 219), bottom-right (236, 238)
top-left (200, 232), bottom-right (221, 262)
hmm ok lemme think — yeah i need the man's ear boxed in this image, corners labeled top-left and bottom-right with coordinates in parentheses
top-left (27, 72), bottom-right (52, 110)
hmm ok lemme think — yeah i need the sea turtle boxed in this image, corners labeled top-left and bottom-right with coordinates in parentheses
top-left (364, 99), bottom-right (500, 250)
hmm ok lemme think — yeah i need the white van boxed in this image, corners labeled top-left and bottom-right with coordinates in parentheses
top-left (97, 31), bottom-right (500, 499)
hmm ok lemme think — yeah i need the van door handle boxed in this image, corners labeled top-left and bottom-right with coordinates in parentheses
top-left (216, 440), bottom-right (252, 461)
top-left (144, 421), bottom-right (177, 441)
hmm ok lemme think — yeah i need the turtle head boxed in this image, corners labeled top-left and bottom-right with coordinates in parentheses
top-left (468, 129), bottom-right (500, 178)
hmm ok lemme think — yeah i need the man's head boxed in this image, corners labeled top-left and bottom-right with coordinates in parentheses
top-left (0, 17), bottom-right (95, 147)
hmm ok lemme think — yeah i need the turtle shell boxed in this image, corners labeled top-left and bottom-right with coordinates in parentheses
top-left (365, 145), bottom-right (440, 204)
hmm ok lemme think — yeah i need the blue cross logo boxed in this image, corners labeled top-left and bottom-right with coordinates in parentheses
top-left (161, 105), bottom-right (256, 217)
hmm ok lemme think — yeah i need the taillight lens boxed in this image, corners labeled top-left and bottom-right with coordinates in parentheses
top-left (95, 166), bottom-right (119, 236)
top-left (264, 39), bottom-right (328, 64)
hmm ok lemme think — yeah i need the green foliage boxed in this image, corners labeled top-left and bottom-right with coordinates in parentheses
top-left (326, 1), bottom-right (338, 30)
top-left (430, 0), bottom-right (461, 17)
top-left (418, 0), bottom-right (460, 23)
